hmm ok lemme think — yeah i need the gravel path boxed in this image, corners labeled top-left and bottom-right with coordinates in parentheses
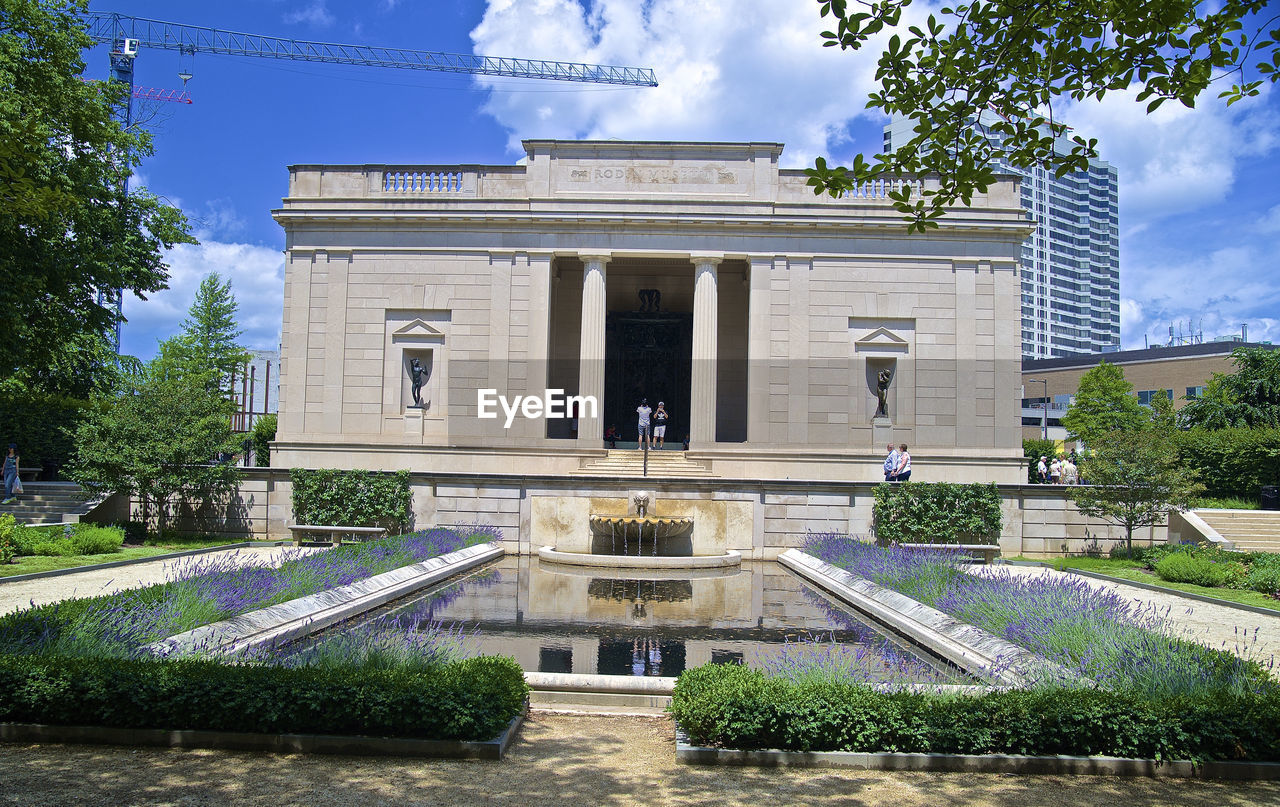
top-left (2, 713), bottom-right (1278, 807)
top-left (0, 546), bottom-right (311, 615)
top-left (979, 565), bottom-right (1280, 676)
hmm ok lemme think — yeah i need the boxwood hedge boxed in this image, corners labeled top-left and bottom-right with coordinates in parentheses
top-left (0, 653), bottom-right (527, 742)
top-left (670, 664), bottom-right (1280, 761)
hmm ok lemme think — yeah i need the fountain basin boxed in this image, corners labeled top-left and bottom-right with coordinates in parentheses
top-left (537, 546), bottom-right (742, 569)
top-left (588, 515), bottom-right (694, 540)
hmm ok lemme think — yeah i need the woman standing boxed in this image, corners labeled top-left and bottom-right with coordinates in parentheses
top-left (893, 443), bottom-right (912, 482)
top-left (2, 443), bottom-right (19, 504)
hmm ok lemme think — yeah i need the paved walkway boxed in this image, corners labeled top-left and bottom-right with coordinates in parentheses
top-left (980, 565), bottom-right (1280, 677)
top-left (0, 546), bottom-right (311, 615)
top-left (2, 713), bottom-right (1278, 807)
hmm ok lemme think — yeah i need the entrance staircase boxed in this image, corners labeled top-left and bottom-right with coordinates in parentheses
top-left (0, 482), bottom-right (101, 526)
top-left (576, 449), bottom-right (715, 478)
top-left (1193, 509), bottom-right (1280, 553)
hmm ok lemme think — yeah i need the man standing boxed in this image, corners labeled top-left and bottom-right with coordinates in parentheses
top-left (883, 443), bottom-right (899, 482)
top-left (653, 402), bottom-right (669, 448)
top-left (636, 398), bottom-right (652, 449)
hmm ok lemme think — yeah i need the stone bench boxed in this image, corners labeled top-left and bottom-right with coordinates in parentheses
top-left (287, 524), bottom-right (388, 548)
top-left (899, 543), bottom-right (1001, 565)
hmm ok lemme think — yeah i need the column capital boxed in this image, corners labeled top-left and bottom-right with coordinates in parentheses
top-left (578, 252), bottom-right (612, 267)
top-left (690, 252), bottom-right (724, 268)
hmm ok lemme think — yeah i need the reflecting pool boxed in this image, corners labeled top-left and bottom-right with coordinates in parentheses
top-left (279, 556), bottom-right (969, 683)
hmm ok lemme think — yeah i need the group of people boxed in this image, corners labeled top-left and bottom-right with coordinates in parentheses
top-left (882, 443), bottom-right (912, 482)
top-left (1036, 453), bottom-right (1079, 484)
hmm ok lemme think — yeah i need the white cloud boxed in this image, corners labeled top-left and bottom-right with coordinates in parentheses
top-left (1121, 242), bottom-right (1280, 348)
top-left (283, 1), bottom-right (335, 27)
top-left (1260, 203), bottom-right (1280, 233)
top-left (469, 0), bottom-right (927, 166)
top-left (121, 240), bottom-right (285, 361)
top-left (1061, 86), bottom-right (1279, 224)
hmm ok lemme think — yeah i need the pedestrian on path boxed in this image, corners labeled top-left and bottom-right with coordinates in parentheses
top-left (2, 443), bottom-right (20, 503)
top-left (883, 443), bottom-right (899, 482)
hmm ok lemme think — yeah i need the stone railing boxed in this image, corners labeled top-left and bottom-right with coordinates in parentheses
top-left (382, 168), bottom-right (468, 193)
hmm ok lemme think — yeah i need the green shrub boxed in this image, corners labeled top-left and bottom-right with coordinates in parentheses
top-left (9, 523), bottom-right (125, 557)
top-left (1155, 552), bottom-right (1235, 588)
top-left (872, 482), bottom-right (1002, 545)
top-left (670, 664), bottom-right (1280, 761)
top-left (1245, 554), bottom-right (1280, 595)
top-left (1172, 427), bottom-right (1280, 499)
top-left (0, 515), bottom-right (14, 564)
top-left (251, 414), bottom-right (277, 468)
top-left (290, 468), bottom-right (412, 532)
top-left (70, 525), bottom-right (124, 555)
top-left (0, 653), bottom-right (527, 741)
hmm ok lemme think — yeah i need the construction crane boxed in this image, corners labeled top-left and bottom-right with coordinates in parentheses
top-left (80, 12), bottom-right (659, 352)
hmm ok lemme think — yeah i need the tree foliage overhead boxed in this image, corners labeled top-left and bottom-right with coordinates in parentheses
top-left (1060, 360), bottom-right (1148, 444)
top-left (1180, 346), bottom-right (1280, 429)
top-left (807, 0), bottom-right (1280, 231)
top-left (0, 0), bottom-right (193, 377)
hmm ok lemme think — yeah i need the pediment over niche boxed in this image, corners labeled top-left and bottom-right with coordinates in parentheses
top-left (391, 319), bottom-right (446, 344)
top-left (854, 326), bottom-right (910, 353)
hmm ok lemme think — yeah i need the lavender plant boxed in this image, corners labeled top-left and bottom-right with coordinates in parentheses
top-left (0, 527), bottom-right (477, 659)
top-left (805, 533), bottom-right (1277, 699)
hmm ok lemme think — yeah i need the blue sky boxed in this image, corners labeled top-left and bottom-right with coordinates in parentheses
top-left (88, 0), bottom-right (1280, 359)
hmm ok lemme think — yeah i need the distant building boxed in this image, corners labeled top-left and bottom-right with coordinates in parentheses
top-left (885, 113), bottom-right (1120, 359)
top-left (1021, 341), bottom-right (1279, 440)
top-left (231, 348), bottom-right (279, 432)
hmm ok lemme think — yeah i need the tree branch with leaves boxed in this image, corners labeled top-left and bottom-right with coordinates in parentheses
top-left (806, 0), bottom-right (1280, 231)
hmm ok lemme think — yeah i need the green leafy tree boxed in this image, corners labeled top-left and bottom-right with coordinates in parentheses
top-left (806, 0), bottom-right (1280, 231)
top-left (1181, 346), bottom-right (1280, 429)
top-left (168, 273), bottom-right (251, 390)
top-left (68, 338), bottom-right (241, 537)
top-left (1073, 429), bottom-right (1202, 554)
top-left (1060, 361), bottom-right (1148, 445)
top-left (0, 0), bottom-right (194, 378)
top-left (251, 413), bottom-right (277, 468)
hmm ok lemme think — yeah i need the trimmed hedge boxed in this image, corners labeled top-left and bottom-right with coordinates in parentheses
top-left (0, 653), bottom-right (527, 741)
top-left (0, 391), bottom-right (91, 480)
top-left (11, 523), bottom-right (125, 557)
top-left (872, 482), bottom-right (1002, 545)
top-left (670, 664), bottom-right (1280, 761)
top-left (290, 468), bottom-right (412, 532)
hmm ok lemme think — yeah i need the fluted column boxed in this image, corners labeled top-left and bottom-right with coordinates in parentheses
top-left (577, 254), bottom-right (609, 447)
top-left (690, 255), bottom-right (722, 447)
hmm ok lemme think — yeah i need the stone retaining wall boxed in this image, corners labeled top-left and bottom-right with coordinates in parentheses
top-left (127, 471), bottom-right (1163, 559)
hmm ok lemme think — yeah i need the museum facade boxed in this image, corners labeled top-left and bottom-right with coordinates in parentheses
top-left (272, 139), bottom-right (1028, 484)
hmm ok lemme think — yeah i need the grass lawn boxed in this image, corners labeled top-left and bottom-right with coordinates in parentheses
top-left (0, 537), bottom-right (280, 578)
top-left (1011, 556), bottom-right (1280, 613)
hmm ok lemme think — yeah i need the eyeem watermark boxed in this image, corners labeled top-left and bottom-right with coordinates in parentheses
top-left (477, 389), bottom-right (598, 428)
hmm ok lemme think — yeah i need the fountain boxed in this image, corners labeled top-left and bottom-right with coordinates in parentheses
top-left (537, 491), bottom-right (742, 569)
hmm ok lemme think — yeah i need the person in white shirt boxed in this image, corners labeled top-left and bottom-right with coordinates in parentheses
top-left (893, 443), bottom-right (912, 482)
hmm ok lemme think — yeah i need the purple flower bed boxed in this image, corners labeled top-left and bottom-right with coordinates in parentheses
top-left (0, 527), bottom-right (493, 660)
top-left (805, 533), bottom-right (1277, 698)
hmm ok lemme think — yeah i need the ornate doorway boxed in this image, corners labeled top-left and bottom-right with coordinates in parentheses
top-left (604, 306), bottom-right (692, 443)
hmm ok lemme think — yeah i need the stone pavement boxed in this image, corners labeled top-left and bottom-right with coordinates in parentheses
top-left (980, 565), bottom-right (1280, 677)
top-left (0, 546), bottom-right (312, 615)
top-left (2, 713), bottom-right (1278, 807)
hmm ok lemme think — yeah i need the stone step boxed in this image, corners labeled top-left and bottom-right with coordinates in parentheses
top-left (577, 450), bottom-right (715, 478)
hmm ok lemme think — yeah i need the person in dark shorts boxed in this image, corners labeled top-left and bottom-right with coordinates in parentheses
top-left (653, 402), bottom-right (669, 448)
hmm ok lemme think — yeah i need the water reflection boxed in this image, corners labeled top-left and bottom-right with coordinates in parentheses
top-left (289, 556), bottom-right (962, 682)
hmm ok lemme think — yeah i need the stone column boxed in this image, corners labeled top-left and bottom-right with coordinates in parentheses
top-left (690, 255), bottom-right (722, 447)
top-left (577, 254), bottom-right (609, 447)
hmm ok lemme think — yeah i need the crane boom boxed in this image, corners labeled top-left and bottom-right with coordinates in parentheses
top-left (83, 12), bottom-right (659, 87)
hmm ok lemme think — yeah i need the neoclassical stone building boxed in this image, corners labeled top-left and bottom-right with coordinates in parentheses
top-left (262, 140), bottom-right (1090, 556)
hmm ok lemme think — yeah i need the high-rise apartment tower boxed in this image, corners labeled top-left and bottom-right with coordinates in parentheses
top-left (884, 113), bottom-right (1120, 358)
